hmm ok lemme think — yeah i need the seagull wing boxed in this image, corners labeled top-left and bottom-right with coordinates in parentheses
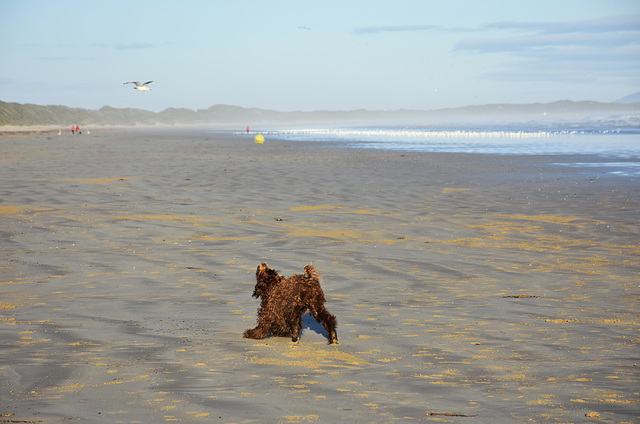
top-left (124, 81), bottom-right (141, 85)
top-left (141, 81), bottom-right (153, 86)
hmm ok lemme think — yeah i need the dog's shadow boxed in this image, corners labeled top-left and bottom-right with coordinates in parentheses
top-left (300, 312), bottom-right (329, 339)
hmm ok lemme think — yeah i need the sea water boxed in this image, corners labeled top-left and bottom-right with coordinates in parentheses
top-left (237, 115), bottom-right (640, 177)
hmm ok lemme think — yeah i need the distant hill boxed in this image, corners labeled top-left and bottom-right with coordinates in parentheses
top-left (1, 99), bottom-right (639, 127)
top-left (615, 92), bottom-right (640, 104)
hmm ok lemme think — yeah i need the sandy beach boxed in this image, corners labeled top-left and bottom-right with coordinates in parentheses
top-left (1, 128), bottom-right (638, 423)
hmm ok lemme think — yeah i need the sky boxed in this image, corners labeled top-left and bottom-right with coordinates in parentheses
top-left (1, 0), bottom-right (639, 112)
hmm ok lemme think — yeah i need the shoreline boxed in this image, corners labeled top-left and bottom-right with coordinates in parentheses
top-left (1, 129), bottom-right (638, 423)
top-left (0, 123), bottom-right (240, 137)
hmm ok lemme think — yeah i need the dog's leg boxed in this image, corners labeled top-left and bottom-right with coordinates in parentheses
top-left (243, 326), bottom-right (269, 339)
top-left (243, 314), bottom-right (272, 339)
top-left (311, 306), bottom-right (339, 344)
top-left (291, 314), bottom-right (303, 343)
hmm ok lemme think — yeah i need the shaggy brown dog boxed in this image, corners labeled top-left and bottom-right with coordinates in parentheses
top-left (244, 262), bottom-right (338, 344)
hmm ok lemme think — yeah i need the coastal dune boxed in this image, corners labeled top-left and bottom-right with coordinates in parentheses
top-left (1, 128), bottom-right (638, 423)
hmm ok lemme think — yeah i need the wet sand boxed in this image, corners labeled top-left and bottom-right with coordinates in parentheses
top-left (1, 128), bottom-right (638, 423)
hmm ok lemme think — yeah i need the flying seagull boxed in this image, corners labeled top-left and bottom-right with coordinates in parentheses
top-left (124, 81), bottom-right (153, 91)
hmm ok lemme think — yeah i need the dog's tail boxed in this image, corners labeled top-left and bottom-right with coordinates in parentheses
top-left (304, 264), bottom-right (320, 281)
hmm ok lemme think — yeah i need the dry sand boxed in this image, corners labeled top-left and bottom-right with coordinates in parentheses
top-left (1, 128), bottom-right (638, 423)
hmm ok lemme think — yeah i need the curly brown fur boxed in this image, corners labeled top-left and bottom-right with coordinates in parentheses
top-left (243, 262), bottom-right (338, 344)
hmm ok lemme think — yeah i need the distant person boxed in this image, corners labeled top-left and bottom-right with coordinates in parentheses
top-left (246, 126), bottom-right (250, 134)
top-left (76, 125), bottom-right (81, 134)
top-left (71, 126), bottom-right (75, 135)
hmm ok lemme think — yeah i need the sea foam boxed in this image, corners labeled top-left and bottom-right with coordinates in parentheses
top-left (240, 126), bottom-right (640, 177)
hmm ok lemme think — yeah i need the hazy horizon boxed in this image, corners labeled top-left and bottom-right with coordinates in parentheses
top-left (3, 95), bottom-right (639, 114)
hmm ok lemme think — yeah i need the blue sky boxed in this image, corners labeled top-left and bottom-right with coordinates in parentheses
top-left (1, 0), bottom-right (638, 112)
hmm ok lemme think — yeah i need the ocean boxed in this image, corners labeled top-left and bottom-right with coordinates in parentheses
top-left (235, 115), bottom-right (640, 177)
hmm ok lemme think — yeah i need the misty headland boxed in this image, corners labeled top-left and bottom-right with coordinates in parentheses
top-left (2, 98), bottom-right (639, 129)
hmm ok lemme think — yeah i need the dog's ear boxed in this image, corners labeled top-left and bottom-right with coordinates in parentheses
top-left (253, 263), bottom-right (280, 298)
top-left (253, 263), bottom-right (267, 298)
top-left (256, 262), bottom-right (269, 275)
top-left (252, 277), bottom-right (266, 298)
top-left (256, 263), bottom-right (276, 280)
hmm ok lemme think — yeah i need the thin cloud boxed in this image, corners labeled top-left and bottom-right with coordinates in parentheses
top-left (481, 58), bottom-right (640, 84)
top-left (517, 46), bottom-right (640, 63)
top-left (115, 42), bottom-right (154, 50)
top-left (353, 24), bottom-right (440, 35)
top-left (453, 14), bottom-right (640, 84)
top-left (92, 42), bottom-right (155, 50)
top-left (485, 14), bottom-right (640, 34)
top-left (39, 56), bottom-right (97, 61)
top-left (456, 14), bottom-right (640, 53)
top-left (455, 32), bottom-right (639, 53)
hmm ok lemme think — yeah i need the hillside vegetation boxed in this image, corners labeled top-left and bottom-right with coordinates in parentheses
top-left (1, 100), bottom-right (639, 127)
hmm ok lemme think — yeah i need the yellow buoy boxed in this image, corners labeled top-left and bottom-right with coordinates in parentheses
top-left (254, 134), bottom-right (265, 144)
